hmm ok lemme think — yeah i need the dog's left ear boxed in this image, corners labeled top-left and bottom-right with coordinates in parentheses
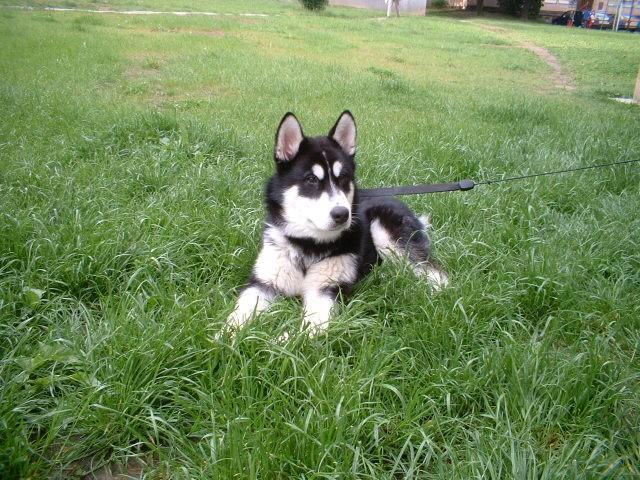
top-left (329, 110), bottom-right (356, 157)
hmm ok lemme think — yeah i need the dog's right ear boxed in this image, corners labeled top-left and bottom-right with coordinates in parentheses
top-left (329, 110), bottom-right (356, 157)
top-left (274, 113), bottom-right (304, 163)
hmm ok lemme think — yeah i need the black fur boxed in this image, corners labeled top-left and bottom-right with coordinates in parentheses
top-left (262, 113), bottom-right (440, 296)
top-left (229, 111), bottom-right (445, 333)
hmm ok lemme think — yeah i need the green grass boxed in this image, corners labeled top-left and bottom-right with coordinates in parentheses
top-left (1, 1), bottom-right (640, 478)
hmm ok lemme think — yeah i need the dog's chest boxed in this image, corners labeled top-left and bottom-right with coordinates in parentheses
top-left (252, 227), bottom-right (326, 296)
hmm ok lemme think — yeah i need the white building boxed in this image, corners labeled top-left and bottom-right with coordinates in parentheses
top-left (329, 0), bottom-right (639, 16)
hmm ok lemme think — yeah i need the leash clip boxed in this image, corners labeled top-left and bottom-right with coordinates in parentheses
top-left (458, 179), bottom-right (475, 191)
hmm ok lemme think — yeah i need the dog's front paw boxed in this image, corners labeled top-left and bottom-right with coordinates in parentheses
top-left (213, 310), bottom-right (248, 340)
top-left (305, 321), bottom-right (330, 338)
top-left (226, 309), bottom-right (249, 330)
top-left (220, 286), bottom-right (275, 338)
top-left (274, 294), bottom-right (332, 342)
top-left (415, 262), bottom-right (449, 291)
top-left (426, 266), bottom-right (449, 291)
top-left (301, 298), bottom-right (332, 338)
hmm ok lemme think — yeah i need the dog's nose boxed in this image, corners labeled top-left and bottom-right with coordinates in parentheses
top-left (330, 207), bottom-right (350, 225)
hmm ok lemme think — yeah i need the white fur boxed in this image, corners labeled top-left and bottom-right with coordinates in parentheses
top-left (418, 214), bottom-right (431, 230)
top-left (280, 185), bottom-right (353, 242)
top-left (332, 161), bottom-right (342, 178)
top-left (225, 225), bottom-right (306, 331)
top-left (370, 219), bottom-right (401, 258)
top-left (423, 265), bottom-right (449, 291)
top-left (370, 219), bottom-right (449, 290)
top-left (301, 254), bottom-right (357, 335)
top-left (303, 253), bottom-right (357, 291)
top-left (312, 164), bottom-right (325, 181)
top-left (226, 228), bottom-right (358, 335)
top-left (302, 292), bottom-right (334, 335)
top-left (346, 182), bottom-right (355, 203)
top-left (253, 226), bottom-right (304, 296)
top-left (225, 112), bottom-right (451, 339)
top-left (227, 286), bottom-right (275, 329)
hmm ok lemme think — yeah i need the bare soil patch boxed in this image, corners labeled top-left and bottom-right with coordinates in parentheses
top-left (21, 6), bottom-right (270, 17)
top-left (201, 29), bottom-right (225, 36)
top-left (471, 21), bottom-right (575, 91)
top-left (520, 41), bottom-right (575, 91)
top-left (124, 54), bottom-right (165, 81)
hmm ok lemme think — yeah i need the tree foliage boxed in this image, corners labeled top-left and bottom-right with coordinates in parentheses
top-left (498, 0), bottom-right (543, 17)
top-left (299, 0), bottom-right (329, 10)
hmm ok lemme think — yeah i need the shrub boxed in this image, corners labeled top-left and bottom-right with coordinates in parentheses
top-left (431, 0), bottom-right (448, 8)
top-left (299, 0), bottom-right (329, 10)
top-left (498, 0), bottom-right (543, 17)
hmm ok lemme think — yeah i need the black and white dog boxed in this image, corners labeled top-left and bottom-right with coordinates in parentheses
top-left (227, 111), bottom-right (448, 335)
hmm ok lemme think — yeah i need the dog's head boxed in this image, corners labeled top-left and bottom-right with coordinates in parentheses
top-left (267, 111), bottom-right (357, 242)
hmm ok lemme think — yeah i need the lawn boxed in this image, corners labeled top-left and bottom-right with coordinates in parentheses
top-left (1, 0), bottom-right (639, 478)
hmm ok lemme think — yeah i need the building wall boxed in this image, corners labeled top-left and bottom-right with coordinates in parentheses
top-left (331, 0), bottom-right (637, 14)
top-left (329, 0), bottom-right (427, 13)
top-left (449, 0), bottom-right (500, 8)
top-left (331, 0), bottom-right (557, 11)
top-left (596, 0), bottom-right (637, 15)
top-left (462, 0), bottom-right (570, 10)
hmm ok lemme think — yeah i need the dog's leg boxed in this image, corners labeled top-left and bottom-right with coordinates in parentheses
top-left (300, 254), bottom-right (357, 336)
top-left (417, 261), bottom-right (449, 290)
top-left (302, 291), bottom-right (335, 336)
top-left (225, 229), bottom-right (304, 334)
top-left (369, 209), bottom-right (449, 291)
top-left (226, 283), bottom-right (276, 331)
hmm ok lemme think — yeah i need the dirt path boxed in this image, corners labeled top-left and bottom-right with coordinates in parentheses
top-left (519, 41), bottom-right (574, 91)
top-left (464, 21), bottom-right (575, 91)
top-left (4, 6), bottom-right (270, 17)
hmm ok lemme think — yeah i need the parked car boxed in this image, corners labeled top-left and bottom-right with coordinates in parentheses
top-left (590, 11), bottom-right (613, 29)
top-left (551, 10), bottom-right (589, 27)
top-left (617, 15), bottom-right (640, 32)
top-left (552, 10), bottom-right (574, 26)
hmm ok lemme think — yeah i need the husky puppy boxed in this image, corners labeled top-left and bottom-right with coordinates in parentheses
top-left (227, 111), bottom-right (448, 335)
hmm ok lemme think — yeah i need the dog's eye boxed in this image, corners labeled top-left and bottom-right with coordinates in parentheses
top-left (305, 175), bottom-right (320, 185)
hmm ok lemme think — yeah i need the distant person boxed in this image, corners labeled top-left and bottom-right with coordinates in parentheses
top-left (573, 9), bottom-right (584, 27)
top-left (386, 0), bottom-right (400, 17)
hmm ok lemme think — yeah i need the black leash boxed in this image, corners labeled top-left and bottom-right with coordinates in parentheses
top-left (358, 159), bottom-right (640, 198)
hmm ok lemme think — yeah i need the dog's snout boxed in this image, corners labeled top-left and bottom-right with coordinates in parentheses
top-left (330, 207), bottom-right (350, 225)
